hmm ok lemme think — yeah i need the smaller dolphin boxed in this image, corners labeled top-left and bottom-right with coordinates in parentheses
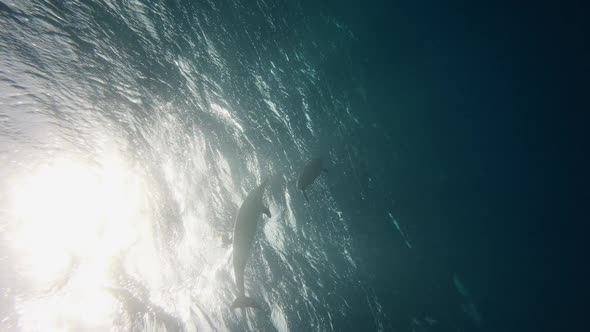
top-left (297, 157), bottom-right (328, 203)
top-left (231, 179), bottom-right (271, 309)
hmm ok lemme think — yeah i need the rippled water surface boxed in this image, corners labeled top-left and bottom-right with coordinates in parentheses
top-left (1, 1), bottom-right (483, 331)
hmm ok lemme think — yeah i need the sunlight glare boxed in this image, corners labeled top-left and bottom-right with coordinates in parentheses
top-left (8, 155), bottom-right (146, 330)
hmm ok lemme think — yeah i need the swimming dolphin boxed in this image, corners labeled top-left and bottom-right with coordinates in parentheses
top-left (231, 179), bottom-right (271, 309)
top-left (297, 157), bottom-right (328, 203)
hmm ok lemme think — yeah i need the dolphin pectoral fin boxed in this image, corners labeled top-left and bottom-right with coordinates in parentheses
top-left (322, 168), bottom-right (329, 173)
top-left (303, 190), bottom-right (309, 203)
top-left (231, 296), bottom-right (259, 309)
top-left (262, 206), bottom-right (271, 218)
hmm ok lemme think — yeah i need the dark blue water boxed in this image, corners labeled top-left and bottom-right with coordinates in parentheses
top-left (1, 0), bottom-right (584, 331)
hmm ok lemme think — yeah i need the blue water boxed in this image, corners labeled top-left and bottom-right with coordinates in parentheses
top-left (1, 0), bottom-right (576, 331)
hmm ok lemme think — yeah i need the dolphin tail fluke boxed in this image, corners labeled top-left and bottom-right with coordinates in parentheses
top-left (303, 190), bottom-right (309, 203)
top-left (231, 296), bottom-right (259, 310)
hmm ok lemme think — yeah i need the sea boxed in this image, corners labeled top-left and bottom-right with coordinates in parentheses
top-left (1, 0), bottom-right (584, 331)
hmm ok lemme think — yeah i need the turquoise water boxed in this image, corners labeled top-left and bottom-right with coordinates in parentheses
top-left (2, 0), bottom-right (570, 331)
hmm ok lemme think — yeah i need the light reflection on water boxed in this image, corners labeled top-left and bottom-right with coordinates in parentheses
top-left (6, 153), bottom-right (145, 330)
top-left (0, 0), bottom-right (373, 330)
top-left (0, 105), bottom-right (268, 331)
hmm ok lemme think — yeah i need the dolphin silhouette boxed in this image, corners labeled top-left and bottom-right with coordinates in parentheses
top-left (231, 179), bottom-right (271, 309)
top-left (297, 157), bottom-right (328, 203)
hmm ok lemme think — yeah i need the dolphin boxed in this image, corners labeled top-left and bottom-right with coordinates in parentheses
top-left (297, 157), bottom-right (328, 203)
top-left (231, 179), bottom-right (271, 309)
